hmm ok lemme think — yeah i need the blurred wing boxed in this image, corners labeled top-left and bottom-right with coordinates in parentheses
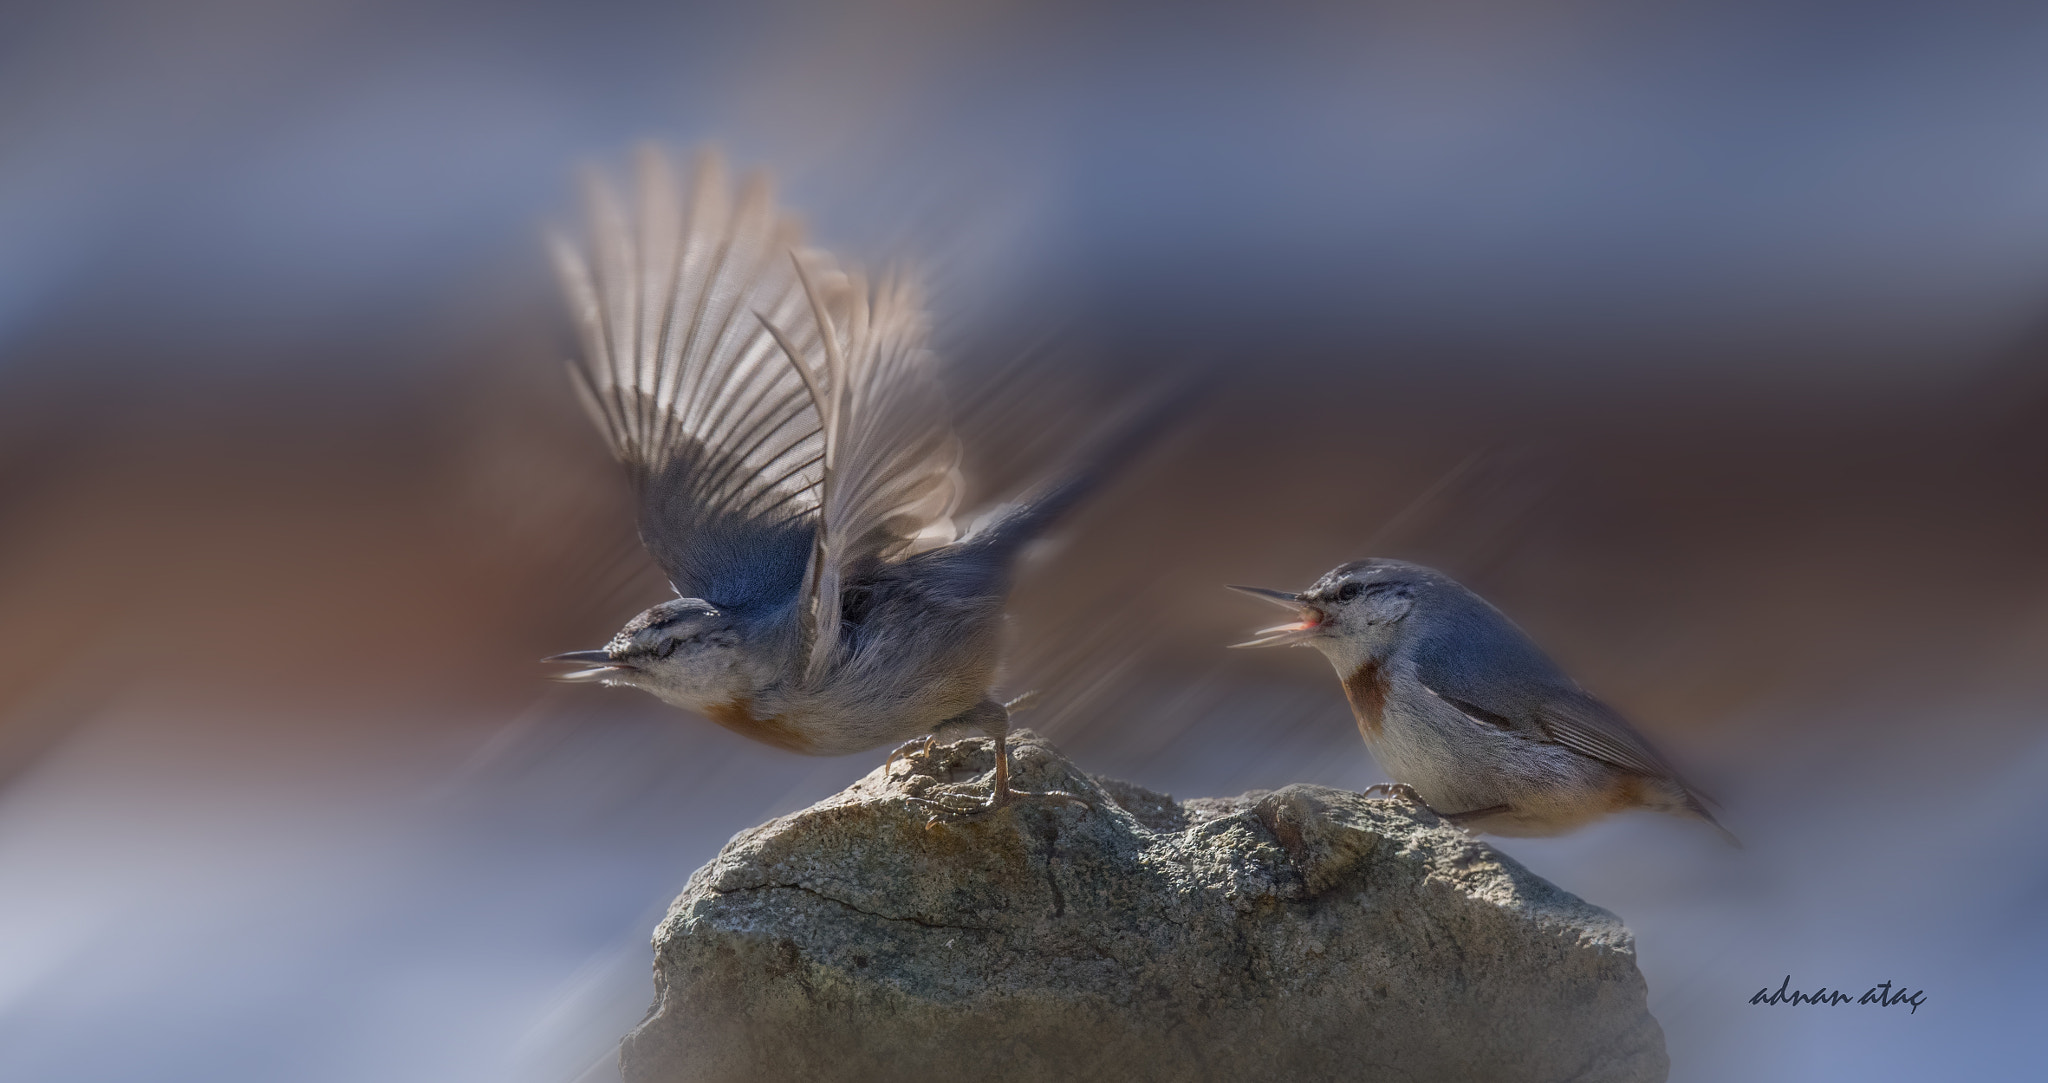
top-left (761, 261), bottom-right (961, 681)
top-left (552, 146), bottom-right (836, 608)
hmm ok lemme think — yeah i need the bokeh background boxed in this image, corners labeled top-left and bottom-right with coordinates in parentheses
top-left (4, 1), bottom-right (2047, 1080)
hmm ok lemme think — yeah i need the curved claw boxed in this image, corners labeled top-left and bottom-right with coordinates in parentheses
top-left (885, 735), bottom-right (937, 774)
top-left (1361, 782), bottom-right (1426, 805)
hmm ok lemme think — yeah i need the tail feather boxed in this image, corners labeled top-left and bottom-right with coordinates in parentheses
top-left (1684, 791), bottom-right (1742, 848)
top-left (962, 385), bottom-right (1194, 558)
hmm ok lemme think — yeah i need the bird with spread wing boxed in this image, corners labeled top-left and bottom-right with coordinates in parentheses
top-left (545, 146), bottom-right (1153, 817)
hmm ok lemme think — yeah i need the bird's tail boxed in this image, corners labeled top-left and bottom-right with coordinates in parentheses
top-left (959, 384), bottom-right (1194, 560)
top-left (1684, 790), bottom-right (1743, 849)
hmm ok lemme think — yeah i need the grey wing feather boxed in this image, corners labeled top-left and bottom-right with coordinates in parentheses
top-left (952, 387), bottom-right (1189, 562)
top-left (1411, 624), bottom-right (1681, 780)
top-left (1413, 615), bottom-right (1727, 835)
top-left (1525, 690), bottom-right (1680, 779)
top-left (1534, 688), bottom-right (1729, 832)
top-left (761, 259), bottom-right (961, 682)
top-left (552, 145), bottom-right (840, 609)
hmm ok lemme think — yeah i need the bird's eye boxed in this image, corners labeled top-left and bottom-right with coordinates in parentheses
top-left (1336, 582), bottom-right (1364, 602)
top-left (656, 639), bottom-right (679, 659)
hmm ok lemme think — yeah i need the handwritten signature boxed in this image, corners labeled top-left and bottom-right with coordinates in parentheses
top-left (1750, 976), bottom-right (1925, 1014)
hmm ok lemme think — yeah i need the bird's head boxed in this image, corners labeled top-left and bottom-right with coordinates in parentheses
top-left (546, 597), bottom-right (751, 711)
top-left (1229, 559), bottom-right (1423, 672)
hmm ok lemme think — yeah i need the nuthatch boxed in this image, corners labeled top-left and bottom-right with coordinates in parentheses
top-left (1233, 559), bottom-right (1737, 844)
top-left (545, 147), bottom-right (1157, 819)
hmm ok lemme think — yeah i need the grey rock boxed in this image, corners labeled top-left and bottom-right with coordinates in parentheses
top-left (622, 730), bottom-right (1668, 1083)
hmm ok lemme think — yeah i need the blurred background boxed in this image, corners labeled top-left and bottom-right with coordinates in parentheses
top-left (4, 1), bottom-right (2047, 1080)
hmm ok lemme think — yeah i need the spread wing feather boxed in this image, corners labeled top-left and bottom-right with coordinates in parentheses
top-left (762, 260), bottom-right (961, 682)
top-left (552, 146), bottom-right (838, 608)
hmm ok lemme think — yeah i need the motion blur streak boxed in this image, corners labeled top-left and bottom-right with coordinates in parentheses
top-left (4, 2), bottom-right (2048, 1082)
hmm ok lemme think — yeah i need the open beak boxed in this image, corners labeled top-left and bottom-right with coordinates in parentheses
top-left (1227, 585), bottom-right (1300, 608)
top-left (543, 649), bottom-right (629, 683)
top-left (1226, 584), bottom-right (1327, 648)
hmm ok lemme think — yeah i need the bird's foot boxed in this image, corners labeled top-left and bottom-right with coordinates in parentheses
top-left (884, 735), bottom-right (937, 774)
top-left (905, 783), bottom-right (1092, 827)
top-left (1361, 782), bottom-right (1427, 805)
top-left (1360, 784), bottom-right (1508, 828)
top-left (1438, 803), bottom-right (1511, 826)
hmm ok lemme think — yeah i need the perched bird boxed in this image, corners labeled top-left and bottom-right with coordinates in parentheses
top-left (544, 147), bottom-right (1150, 818)
top-left (1231, 559), bottom-right (1736, 843)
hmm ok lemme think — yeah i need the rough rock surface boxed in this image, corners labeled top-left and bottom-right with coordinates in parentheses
top-left (621, 731), bottom-right (1667, 1083)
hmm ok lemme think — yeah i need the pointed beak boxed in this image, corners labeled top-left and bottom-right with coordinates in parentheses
top-left (1227, 585), bottom-right (1302, 608)
top-left (543, 649), bottom-right (630, 682)
top-left (1226, 585), bottom-right (1326, 648)
top-left (544, 650), bottom-right (614, 665)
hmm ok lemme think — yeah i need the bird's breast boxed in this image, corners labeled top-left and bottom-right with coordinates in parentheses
top-left (702, 697), bottom-right (816, 754)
